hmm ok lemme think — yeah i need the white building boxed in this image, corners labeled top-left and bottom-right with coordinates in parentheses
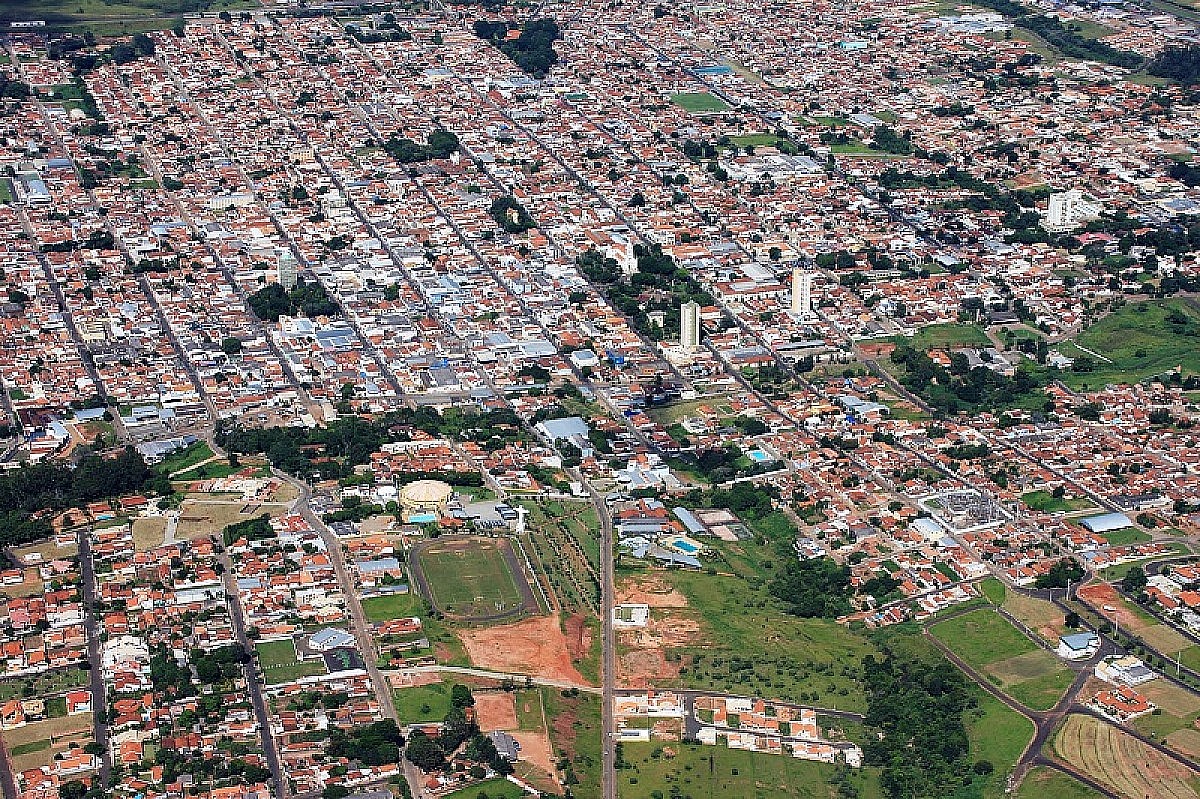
top-left (790, 267), bottom-right (812, 317)
top-left (1044, 190), bottom-right (1102, 232)
top-left (680, 301), bottom-right (701, 350)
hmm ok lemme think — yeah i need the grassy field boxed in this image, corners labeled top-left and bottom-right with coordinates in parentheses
top-left (254, 639), bottom-right (325, 685)
top-left (544, 688), bottom-right (601, 799)
top-left (1, 713), bottom-right (91, 748)
top-left (0, 668), bottom-right (88, 701)
top-left (966, 691), bottom-right (1036, 798)
top-left (657, 570), bottom-right (879, 712)
top-left (1102, 528), bottom-right (1152, 546)
top-left (979, 577), bottom-right (1007, 605)
top-left (1133, 679), bottom-right (1200, 743)
top-left (1099, 542), bottom-right (1190, 581)
top-left (443, 778), bottom-right (526, 799)
top-left (392, 680), bottom-right (454, 723)
top-left (1014, 766), bottom-right (1104, 799)
top-left (1063, 299), bottom-right (1200, 388)
top-left (156, 440), bottom-right (215, 475)
top-left (361, 591), bottom-right (420, 623)
top-left (0, 0), bottom-right (257, 26)
top-left (1003, 591), bottom-right (1068, 642)
top-left (1021, 490), bottom-right (1093, 513)
top-left (930, 609), bottom-right (1072, 710)
top-left (418, 537), bottom-right (526, 618)
top-left (670, 92), bottom-right (731, 113)
top-left (1053, 713), bottom-right (1198, 799)
top-left (729, 134), bottom-right (787, 148)
top-left (895, 323), bottom-right (991, 351)
top-left (618, 741), bottom-right (883, 799)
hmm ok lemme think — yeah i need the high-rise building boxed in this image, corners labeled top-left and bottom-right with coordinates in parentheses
top-left (680, 301), bottom-right (701, 350)
top-left (278, 249), bottom-right (298, 291)
top-left (790, 266), bottom-right (812, 317)
top-left (1045, 190), bottom-right (1102, 232)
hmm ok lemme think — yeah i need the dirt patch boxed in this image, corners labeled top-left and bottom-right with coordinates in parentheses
top-left (617, 575), bottom-right (689, 608)
top-left (1166, 728), bottom-right (1200, 760)
top-left (388, 671), bottom-right (442, 689)
top-left (475, 692), bottom-right (518, 731)
top-left (618, 646), bottom-right (680, 689)
top-left (1054, 713), bottom-right (1197, 799)
top-left (457, 614), bottom-right (589, 685)
top-left (1078, 584), bottom-right (1151, 631)
top-left (510, 730), bottom-right (560, 792)
top-left (564, 614), bottom-right (587, 662)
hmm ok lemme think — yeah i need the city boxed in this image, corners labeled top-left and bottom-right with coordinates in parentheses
top-left (0, 0), bottom-right (1198, 797)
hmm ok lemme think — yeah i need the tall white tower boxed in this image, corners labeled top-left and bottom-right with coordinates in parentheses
top-left (680, 301), bottom-right (701, 351)
top-left (790, 266), bottom-right (812, 317)
top-left (278, 249), bottom-right (298, 291)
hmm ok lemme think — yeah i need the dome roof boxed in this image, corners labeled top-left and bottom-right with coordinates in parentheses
top-left (399, 479), bottom-right (453, 504)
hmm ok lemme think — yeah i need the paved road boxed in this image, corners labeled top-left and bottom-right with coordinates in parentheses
top-left (218, 549), bottom-right (287, 798)
top-left (76, 525), bottom-right (111, 788)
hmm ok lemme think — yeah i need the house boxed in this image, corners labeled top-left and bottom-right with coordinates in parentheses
top-left (66, 690), bottom-right (92, 715)
top-left (1095, 655), bottom-right (1155, 687)
top-left (488, 730), bottom-right (520, 761)
top-left (1057, 632), bottom-right (1100, 660)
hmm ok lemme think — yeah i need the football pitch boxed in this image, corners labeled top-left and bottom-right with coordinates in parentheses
top-left (417, 537), bottom-right (529, 619)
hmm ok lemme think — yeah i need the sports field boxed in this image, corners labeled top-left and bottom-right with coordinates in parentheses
top-left (670, 92), bottom-right (731, 113)
top-left (417, 537), bottom-right (528, 619)
top-left (930, 609), bottom-right (1073, 711)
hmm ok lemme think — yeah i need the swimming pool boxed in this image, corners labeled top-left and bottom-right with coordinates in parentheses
top-left (674, 540), bottom-right (699, 554)
top-left (407, 512), bottom-right (438, 524)
top-left (695, 64), bottom-right (733, 76)
top-left (748, 449), bottom-right (772, 463)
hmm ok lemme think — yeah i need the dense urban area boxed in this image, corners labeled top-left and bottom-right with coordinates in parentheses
top-left (0, 0), bottom-right (1200, 797)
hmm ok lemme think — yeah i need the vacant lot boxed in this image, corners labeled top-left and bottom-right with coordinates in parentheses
top-left (930, 609), bottom-right (1072, 710)
top-left (1053, 713), bottom-right (1198, 799)
top-left (2, 713), bottom-right (91, 748)
top-left (361, 592), bottom-right (420, 623)
top-left (1003, 591), bottom-right (1069, 642)
top-left (1063, 299), bottom-right (1200, 389)
top-left (392, 679), bottom-right (454, 724)
top-left (1134, 680), bottom-right (1200, 742)
top-left (458, 613), bottom-right (587, 685)
top-left (1014, 766), bottom-right (1103, 799)
top-left (670, 92), bottom-right (731, 113)
top-left (966, 691), bottom-right (1035, 799)
top-left (417, 537), bottom-right (527, 619)
top-left (254, 639), bottom-right (325, 685)
top-left (0, 668), bottom-right (88, 701)
top-left (892, 323), bottom-right (990, 351)
top-left (619, 741), bottom-right (884, 799)
top-left (1021, 490), bottom-right (1092, 514)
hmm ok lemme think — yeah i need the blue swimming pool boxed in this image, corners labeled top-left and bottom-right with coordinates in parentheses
top-left (408, 512), bottom-right (438, 524)
top-left (695, 64), bottom-right (733, 75)
top-left (673, 540), bottom-right (699, 554)
top-left (748, 449), bottom-right (771, 463)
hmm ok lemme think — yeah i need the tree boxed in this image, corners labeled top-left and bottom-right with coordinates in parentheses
top-left (405, 729), bottom-right (445, 771)
top-left (1122, 565), bottom-right (1148, 595)
top-left (451, 683), bottom-right (475, 708)
top-left (769, 557), bottom-right (852, 618)
top-left (322, 787), bottom-right (350, 799)
top-left (221, 337), bottom-right (243, 355)
top-left (59, 782), bottom-right (88, 799)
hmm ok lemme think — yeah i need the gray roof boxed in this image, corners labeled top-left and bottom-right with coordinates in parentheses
top-left (1081, 512), bottom-right (1133, 534)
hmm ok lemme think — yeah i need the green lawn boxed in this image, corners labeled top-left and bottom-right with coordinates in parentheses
top-left (670, 92), bottom-right (731, 113)
top-left (0, 178), bottom-right (13, 205)
top-left (1062, 299), bottom-right (1200, 388)
top-left (618, 740), bottom-right (883, 799)
top-left (156, 440), bottom-right (215, 476)
top-left (729, 134), bottom-right (787, 148)
top-left (1099, 541), bottom-right (1190, 581)
top-left (443, 778), bottom-right (526, 799)
top-left (930, 609), bottom-right (1037, 666)
top-left (931, 609), bottom-right (1072, 710)
top-left (361, 591), bottom-right (421, 623)
top-left (656, 570), bottom-right (879, 712)
top-left (392, 680), bottom-right (454, 723)
top-left (1014, 766), bottom-right (1104, 799)
top-left (254, 639), bottom-right (326, 685)
top-left (1021, 490), bottom-right (1092, 513)
top-left (966, 692), bottom-right (1035, 798)
top-left (894, 323), bottom-right (991, 351)
top-left (809, 115), bottom-right (853, 127)
top-left (979, 577), bottom-right (1007, 605)
top-left (9, 739), bottom-right (51, 757)
top-left (1101, 528), bottom-right (1152, 547)
top-left (418, 538), bottom-right (525, 617)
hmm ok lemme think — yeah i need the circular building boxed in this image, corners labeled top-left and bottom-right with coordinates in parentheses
top-left (398, 479), bottom-right (454, 521)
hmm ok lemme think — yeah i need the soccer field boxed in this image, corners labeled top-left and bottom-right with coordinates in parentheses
top-left (418, 537), bottom-right (527, 618)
